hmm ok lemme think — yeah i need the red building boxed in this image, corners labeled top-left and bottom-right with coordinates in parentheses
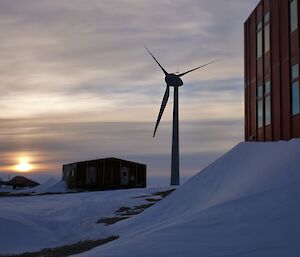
top-left (244, 0), bottom-right (300, 141)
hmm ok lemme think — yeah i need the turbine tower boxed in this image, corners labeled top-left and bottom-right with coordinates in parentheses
top-left (145, 46), bottom-right (218, 186)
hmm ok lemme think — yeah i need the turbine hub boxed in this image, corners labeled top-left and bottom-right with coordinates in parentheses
top-left (165, 73), bottom-right (183, 87)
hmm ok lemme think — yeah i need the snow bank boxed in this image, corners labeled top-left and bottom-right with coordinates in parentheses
top-left (43, 180), bottom-right (69, 194)
top-left (76, 140), bottom-right (300, 257)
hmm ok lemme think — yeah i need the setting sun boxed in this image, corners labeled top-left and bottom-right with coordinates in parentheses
top-left (15, 157), bottom-right (33, 172)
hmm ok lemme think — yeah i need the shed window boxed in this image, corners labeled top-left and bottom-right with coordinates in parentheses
top-left (290, 0), bottom-right (298, 32)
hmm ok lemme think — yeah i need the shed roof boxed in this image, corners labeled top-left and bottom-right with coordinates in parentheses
top-left (9, 176), bottom-right (39, 188)
top-left (63, 157), bottom-right (146, 167)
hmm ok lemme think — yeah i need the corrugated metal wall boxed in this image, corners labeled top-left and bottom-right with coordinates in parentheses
top-left (63, 158), bottom-right (146, 189)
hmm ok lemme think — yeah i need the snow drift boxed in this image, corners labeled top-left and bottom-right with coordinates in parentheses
top-left (77, 140), bottom-right (300, 257)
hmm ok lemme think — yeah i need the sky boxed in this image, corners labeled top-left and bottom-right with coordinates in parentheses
top-left (0, 0), bottom-right (259, 185)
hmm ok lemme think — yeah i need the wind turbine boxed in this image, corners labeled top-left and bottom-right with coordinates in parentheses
top-left (145, 46), bottom-right (219, 186)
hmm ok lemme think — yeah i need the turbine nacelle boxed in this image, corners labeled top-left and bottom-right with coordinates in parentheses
top-left (165, 73), bottom-right (183, 87)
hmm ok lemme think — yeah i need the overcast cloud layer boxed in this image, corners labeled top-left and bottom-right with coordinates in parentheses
top-left (0, 0), bottom-right (258, 184)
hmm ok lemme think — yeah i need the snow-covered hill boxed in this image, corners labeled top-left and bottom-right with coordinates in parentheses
top-left (75, 139), bottom-right (300, 257)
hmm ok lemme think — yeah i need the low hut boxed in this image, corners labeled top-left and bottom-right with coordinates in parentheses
top-left (8, 176), bottom-right (39, 189)
top-left (62, 157), bottom-right (146, 190)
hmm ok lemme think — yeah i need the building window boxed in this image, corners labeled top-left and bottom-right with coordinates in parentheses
top-left (291, 64), bottom-right (300, 115)
top-left (265, 80), bottom-right (271, 125)
top-left (257, 84), bottom-right (263, 128)
top-left (257, 12), bottom-right (270, 58)
top-left (256, 21), bottom-right (263, 58)
top-left (264, 12), bottom-right (270, 53)
top-left (290, 0), bottom-right (298, 32)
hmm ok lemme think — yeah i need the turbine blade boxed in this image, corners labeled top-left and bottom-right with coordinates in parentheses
top-left (144, 45), bottom-right (168, 75)
top-left (178, 59), bottom-right (220, 77)
top-left (153, 86), bottom-right (170, 137)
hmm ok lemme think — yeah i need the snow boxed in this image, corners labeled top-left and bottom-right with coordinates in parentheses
top-left (0, 187), bottom-right (13, 193)
top-left (73, 139), bottom-right (300, 257)
top-left (1, 140), bottom-right (300, 257)
top-left (0, 186), bottom-right (170, 255)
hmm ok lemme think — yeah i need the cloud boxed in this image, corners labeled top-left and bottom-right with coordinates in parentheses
top-left (0, 0), bottom-right (259, 184)
top-left (0, 0), bottom-right (258, 92)
top-left (0, 117), bottom-right (243, 183)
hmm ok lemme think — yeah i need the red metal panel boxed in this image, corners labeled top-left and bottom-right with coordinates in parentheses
top-left (290, 31), bottom-right (299, 58)
top-left (250, 14), bottom-right (257, 139)
top-left (292, 115), bottom-right (300, 137)
top-left (257, 127), bottom-right (264, 140)
top-left (264, 52), bottom-right (271, 75)
top-left (270, 0), bottom-right (281, 140)
top-left (280, 0), bottom-right (292, 140)
top-left (257, 58), bottom-right (264, 79)
top-left (263, 0), bottom-right (270, 12)
top-left (265, 125), bottom-right (272, 140)
top-left (244, 21), bottom-right (249, 140)
top-left (257, 3), bottom-right (263, 22)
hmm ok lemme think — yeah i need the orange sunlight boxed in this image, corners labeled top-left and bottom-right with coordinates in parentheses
top-left (15, 157), bottom-right (33, 172)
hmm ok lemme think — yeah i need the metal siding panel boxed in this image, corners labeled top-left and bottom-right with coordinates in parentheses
top-left (292, 115), bottom-right (300, 137)
top-left (257, 58), bottom-right (264, 79)
top-left (290, 31), bottom-right (299, 58)
top-left (264, 52), bottom-right (271, 75)
top-left (250, 14), bottom-right (257, 139)
top-left (244, 21), bottom-right (248, 140)
top-left (280, 0), bottom-right (292, 140)
top-left (271, 0), bottom-right (282, 140)
top-left (264, 0), bottom-right (270, 11)
top-left (257, 2), bottom-right (263, 21)
top-left (258, 127), bottom-right (264, 140)
top-left (265, 125), bottom-right (272, 140)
